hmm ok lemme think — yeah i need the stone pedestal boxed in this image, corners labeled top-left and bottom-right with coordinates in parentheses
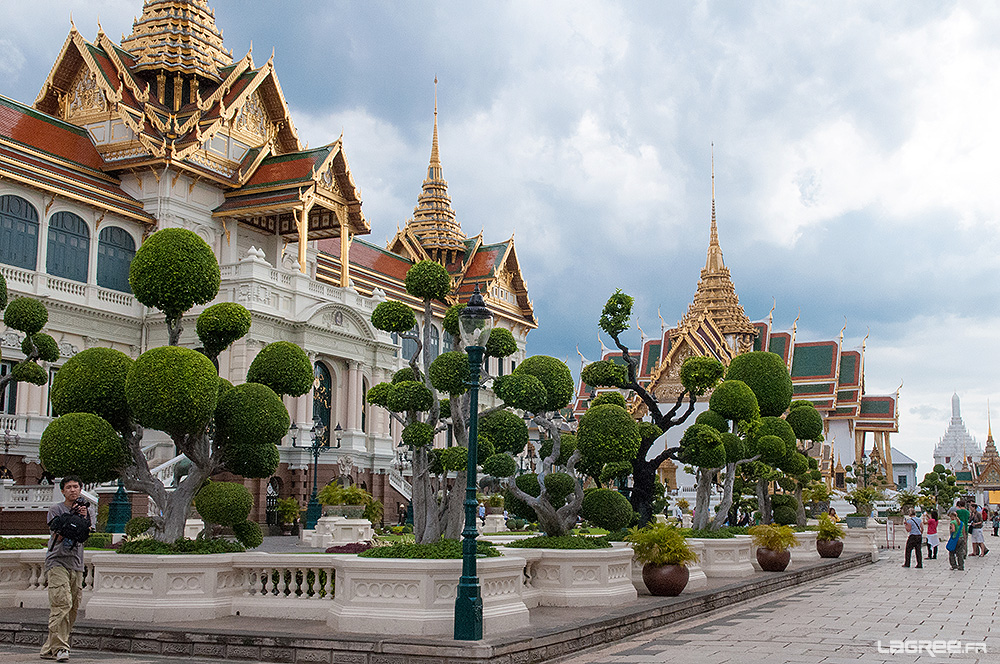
top-left (483, 513), bottom-right (507, 534)
top-left (308, 516), bottom-right (373, 548)
top-left (689, 536), bottom-right (754, 578)
top-left (184, 518), bottom-right (204, 540)
top-left (509, 546), bottom-right (637, 607)
top-left (630, 539), bottom-right (707, 595)
top-left (843, 527), bottom-right (879, 561)
top-left (792, 531), bottom-right (820, 562)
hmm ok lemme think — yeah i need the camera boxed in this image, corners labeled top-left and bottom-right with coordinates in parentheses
top-left (62, 498), bottom-right (90, 550)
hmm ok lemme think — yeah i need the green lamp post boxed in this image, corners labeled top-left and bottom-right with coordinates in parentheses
top-left (292, 418), bottom-right (342, 530)
top-left (454, 285), bottom-right (493, 641)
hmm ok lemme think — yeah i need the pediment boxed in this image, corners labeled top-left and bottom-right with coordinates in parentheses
top-left (306, 305), bottom-right (374, 340)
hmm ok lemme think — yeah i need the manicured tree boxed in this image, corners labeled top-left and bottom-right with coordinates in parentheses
top-left (582, 290), bottom-right (725, 526)
top-left (785, 401), bottom-right (825, 525)
top-left (39, 228), bottom-right (309, 544)
top-left (0, 275), bottom-right (61, 395)
top-left (919, 464), bottom-right (960, 510)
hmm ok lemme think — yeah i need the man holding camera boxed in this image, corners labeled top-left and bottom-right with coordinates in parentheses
top-left (40, 475), bottom-right (95, 662)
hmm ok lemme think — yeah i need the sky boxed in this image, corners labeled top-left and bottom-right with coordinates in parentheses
top-left (3, 0), bottom-right (999, 477)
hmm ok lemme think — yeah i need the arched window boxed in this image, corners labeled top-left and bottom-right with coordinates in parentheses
top-left (313, 362), bottom-right (333, 445)
top-left (442, 328), bottom-right (455, 353)
top-left (401, 324), bottom-right (419, 362)
top-left (47, 211), bottom-right (89, 283)
top-left (0, 195), bottom-right (39, 270)
top-left (361, 378), bottom-right (369, 433)
top-left (429, 325), bottom-right (441, 360)
top-left (97, 226), bottom-right (136, 293)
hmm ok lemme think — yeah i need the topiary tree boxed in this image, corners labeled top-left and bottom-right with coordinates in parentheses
top-left (0, 278), bottom-right (61, 399)
top-left (39, 228), bottom-right (311, 542)
top-left (784, 402), bottom-right (824, 524)
top-left (918, 464), bottom-right (960, 510)
top-left (582, 290), bottom-right (725, 526)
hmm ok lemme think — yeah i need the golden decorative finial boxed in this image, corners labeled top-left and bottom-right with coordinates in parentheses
top-left (711, 142), bottom-right (717, 243)
top-left (69, 13), bottom-right (76, 32)
top-left (988, 399), bottom-right (993, 440)
top-left (430, 76), bottom-right (440, 168)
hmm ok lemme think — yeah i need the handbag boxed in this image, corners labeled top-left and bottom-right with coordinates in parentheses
top-left (946, 536), bottom-right (958, 552)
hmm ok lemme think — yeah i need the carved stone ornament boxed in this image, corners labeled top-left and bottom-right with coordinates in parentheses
top-left (322, 311), bottom-right (345, 330)
top-left (58, 341), bottom-right (78, 357)
top-left (65, 69), bottom-right (107, 117)
top-left (1, 331), bottom-right (21, 349)
top-left (234, 91), bottom-right (268, 139)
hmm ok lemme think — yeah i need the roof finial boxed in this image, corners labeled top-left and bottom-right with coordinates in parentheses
top-left (711, 141), bottom-right (717, 244)
top-left (989, 399), bottom-right (993, 441)
top-left (704, 142), bottom-right (725, 272)
top-left (430, 76), bottom-right (440, 168)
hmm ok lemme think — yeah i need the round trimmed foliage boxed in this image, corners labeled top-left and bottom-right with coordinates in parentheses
top-left (0, 272), bottom-right (7, 309)
top-left (599, 289), bottom-right (633, 337)
top-left (506, 473), bottom-right (540, 520)
top-left (581, 361), bottom-right (627, 389)
top-left (773, 505), bottom-right (798, 526)
top-left (478, 410), bottom-right (528, 455)
top-left (23, 333), bottom-right (59, 362)
top-left (696, 409), bottom-right (730, 434)
top-left (12, 361), bottom-right (46, 386)
top-left (129, 228), bottom-right (220, 318)
top-left (124, 516), bottom-right (154, 537)
top-left (757, 416), bottom-right (796, 451)
top-left (709, 380), bottom-right (760, 422)
top-left (786, 405), bottom-right (823, 441)
top-left (513, 356), bottom-right (574, 412)
top-left (757, 435), bottom-right (788, 466)
top-left (599, 461), bottom-right (632, 485)
top-left (789, 400), bottom-right (814, 411)
top-left (486, 327), bottom-right (518, 358)
top-left (782, 451), bottom-right (809, 475)
top-left (51, 347), bottom-right (133, 429)
top-left (678, 423), bottom-right (726, 469)
top-left (725, 351), bottom-right (793, 417)
top-left (720, 432), bottom-right (746, 463)
top-left (679, 356), bottom-right (726, 396)
top-left (477, 434), bottom-right (495, 460)
top-left (540, 433), bottom-right (577, 466)
top-left (366, 382), bottom-right (392, 407)
top-left (393, 367), bottom-right (419, 384)
top-left (402, 421), bottom-right (435, 448)
top-left (591, 391), bottom-right (627, 409)
top-left (577, 404), bottom-right (640, 466)
top-left (194, 481), bottom-right (253, 527)
top-left (222, 441), bottom-right (280, 479)
top-left (126, 346), bottom-right (218, 436)
top-left (581, 488), bottom-right (634, 531)
top-left (405, 260), bottom-right (451, 300)
top-left (39, 413), bottom-right (126, 484)
top-left (492, 373), bottom-right (548, 413)
top-left (371, 300), bottom-right (417, 334)
top-left (437, 446), bottom-right (468, 472)
top-left (442, 304), bottom-right (465, 337)
top-left (196, 303), bottom-right (251, 356)
top-left (429, 351), bottom-right (469, 394)
top-left (218, 378), bottom-right (234, 400)
top-left (439, 398), bottom-right (451, 420)
top-left (232, 520), bottom-right (263, 549)
top-left (637, 421), bottom-right (663, 442)
top-left (247, 341), bottom-right (312, 397)
top-left (4, 298), bottom-right (47, 335)
top-left (482, 453), bottom-right (516, 478)
top-left (215, 382), bottom-right (290, 445)
top-left (387, 381), bottom-right (433, 413)
top-left (544, 472), bottom-right (577, 508)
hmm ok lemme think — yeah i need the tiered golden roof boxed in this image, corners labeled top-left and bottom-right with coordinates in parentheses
top-left (121, 0), bottom-right (232, 82)
top-left (405, 83), bottom-right (466, 265)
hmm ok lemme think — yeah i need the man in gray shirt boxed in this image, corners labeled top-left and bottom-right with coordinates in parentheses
top-left (40, 475), bottom-right (95, 662)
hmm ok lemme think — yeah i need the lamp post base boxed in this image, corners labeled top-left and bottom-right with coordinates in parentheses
top-left (454, 578), bottom-right (483, 640)
top-left (304, 495), bottom-right (322, 530)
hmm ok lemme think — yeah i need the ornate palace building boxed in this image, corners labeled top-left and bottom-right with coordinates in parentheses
top-left (0, 0), bottom-right (535, 529)
top-left (574, 174), bottom-right (901, 490)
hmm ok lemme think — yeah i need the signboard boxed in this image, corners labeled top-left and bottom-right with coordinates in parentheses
top-left (886, 519), bottom-right (895, 549)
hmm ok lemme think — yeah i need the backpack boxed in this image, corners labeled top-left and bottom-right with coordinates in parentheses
top-left (50, 512), bottom-right (91, 545)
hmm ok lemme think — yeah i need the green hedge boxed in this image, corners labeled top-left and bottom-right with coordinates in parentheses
top-left (117, 538), bottom-right (245, 555)
top-left (358, 539), bottom-right (500, 559)
top-left (0, 537), bottom-right (48, 550)
top-left (504, 535), bottom-right (611, 549)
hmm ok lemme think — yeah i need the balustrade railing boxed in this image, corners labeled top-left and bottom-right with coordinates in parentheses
top-left (235, 555), bottom-right (336, 602)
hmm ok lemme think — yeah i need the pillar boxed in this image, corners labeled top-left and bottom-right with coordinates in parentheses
top-left (339, 206), bottom-right (350, 287)
top-left (346, 360), bottom-right (360, 431)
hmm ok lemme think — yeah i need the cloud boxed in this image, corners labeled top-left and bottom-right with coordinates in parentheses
top-left (0, 40), bottom-right (26, 78)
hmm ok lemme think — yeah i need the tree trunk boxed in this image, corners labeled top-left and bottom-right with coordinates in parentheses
top-left (756, 479), bottom-right (772, 524)
top-left (630, 459), bottom-right (656, 527)
top-left (692, 468), bottom-right (716, 531)
top-left (155, 461), bottom-right (211, 542)
top-left (710, 463), bottom-right (737, 530)
top-left (443, 470), bottom-right (467, 540)
top-left (794, 485), bottom-right (807, 526)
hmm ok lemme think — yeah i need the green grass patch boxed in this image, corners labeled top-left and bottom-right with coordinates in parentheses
top-left (359, 539), bottom-right (501, 559)
top-left (503, 535), bottom-right (611, 549)
top-left (0, 537), bottom-right (48, 550)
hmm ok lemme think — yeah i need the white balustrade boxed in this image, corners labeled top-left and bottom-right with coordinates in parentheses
top-left (231, 554), bottom-right (336, 620)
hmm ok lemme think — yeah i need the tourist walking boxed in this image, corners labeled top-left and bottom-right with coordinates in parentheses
top-left (947, 507), bottom-right (966, 571)
top-left (992, 510), bottom-right (999, 537)
top-left (925, 509), bottom-right (939, 559)
top-left (969, 503), bottom-right (988, 556)
top-left (40, 475), bottom-right (95, 661)
top-left (902, 508), bottom-right (923, 568)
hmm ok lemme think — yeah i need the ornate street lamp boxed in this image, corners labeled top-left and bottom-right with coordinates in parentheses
top-left (454, 285), bottom-right (493, 641)
top-left (292, 418), bottom-right (343, 530)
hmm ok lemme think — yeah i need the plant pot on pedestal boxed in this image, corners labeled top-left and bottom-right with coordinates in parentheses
top-left (749, 523), bottom-right (799, 573)
top-left (756, 547), bottom-right (791, 572)
top-left (641, 563), bottom-right (689, 596)
top-left (626, 522), bottom-right (697, 596)
top-left (816, 539), bottom-right (844, 558)
top-left (844, 515), bottom-right (869, 529)
top-left (325, 505), bottom-right (366, 519)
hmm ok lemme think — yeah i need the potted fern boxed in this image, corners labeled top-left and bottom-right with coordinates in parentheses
top-left (842, 486), bottom-right (882, 528)
top-left (748, 523), bottom-right (800, 572)
top-left (275, 497), bottom-right (301, 535)
top-left (486, 493), bottom-right (505, 515)
top-left (626, 523), bottom-right (698, 596)
top-left (318, 484), bottom-right (372, 519)
top-left (815, 513), bottom-right (845, 558)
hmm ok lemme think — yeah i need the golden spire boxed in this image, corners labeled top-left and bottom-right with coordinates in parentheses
top-left (705, 142), bottom-right (725, 272)
top-left (430, 76), bottom-right (440, 169)
top-left (989, 399), bottom-right (993, 442)
top-left (121, 0), bottom-right (233, 82)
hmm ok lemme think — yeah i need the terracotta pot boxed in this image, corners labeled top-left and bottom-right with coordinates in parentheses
top-left (487, 506), bottom-right (505, 515)
top-left (816, 539), bottom-right (844, 558)
top-left (641, 563), bottom-right (689, 596)
top-left (756, 547), bottom-right (791, 572)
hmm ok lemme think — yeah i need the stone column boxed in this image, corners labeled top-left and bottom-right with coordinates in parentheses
top-left (346, 360), bottom-right (360, 431)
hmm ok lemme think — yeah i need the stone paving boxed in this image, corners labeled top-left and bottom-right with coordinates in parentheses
top-left (0, 545), bottom-right (995, 663)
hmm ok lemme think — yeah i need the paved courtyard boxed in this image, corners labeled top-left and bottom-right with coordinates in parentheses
top-left (1, 546), bottom-right (997, 664)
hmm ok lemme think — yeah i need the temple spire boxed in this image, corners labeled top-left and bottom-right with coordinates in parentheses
top-left (705, 143), bottom-right (725, 272)
top-left (121, 0), bottom-right (232, 82)
top-left (430, 76), bottom-right (440, 170)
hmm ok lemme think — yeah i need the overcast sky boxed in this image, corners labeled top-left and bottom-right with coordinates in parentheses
top-left (4, 1), bottom-right (999, 477)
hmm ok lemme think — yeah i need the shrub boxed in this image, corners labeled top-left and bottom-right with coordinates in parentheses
top-left (12, 361), bottom-right (46, 385)
top-left (679, 356), bottom-right (725, 396)
top-left (756, 416), bottom-right (797, 450)
top-left (39, 413), bottom-right (126, 484)
top-left (124, 516), bottom-right (155, 538)
top-left (485, 327), bottom-right (518, 358)
top-left (504, 535), bottom-right (611, 549)
top-left (0, 537), bottom-right (48, 550)
top-left (428, 351), bottom-right (469, 394)
top-left (442, 304), bottom-right (464, 337)
top-left (404, 260), bottom-right (451, 300)
top-left (578, 404), bottom-right (640, 465)
top-left (482, 453), bottom-right (516, 478)
top-left (786, 404), bottom-right (824, 441)
top-left (591, 391), bottom-right (627, 409)
top-left (129, 228), bottom-right (220, 318)
top-left (86, 532), bottom-right (114, 549)
top-left (326, 542), bottom-right (372, 554)
top-left (492, 373), bottom-right (548, 413)
top-left (50, 347), bottom-right (133, 429)
top-left (371, 300), bottom-right (417, 334)
top-left (194, 482), bottom-right (253, 527)
top-left (772, 505), bottom-right (798, 526)
top-left (708, 380), bottom-right (760, 422)
top-left (214, 382), bottom-right (289, 445)
top-left (435, 446), bottom-right (468, 472)
top-left (695, 409), bottom-right (729, 434)
top-left (23, 332), bottom-right (59, 362)
top-left (359, 539), bottom-right (500, 558)
top-left (387, 381), bottom-right (433, 412)
top-left (725, 351), bottom-right (793, 417)
top-left (117, 538), bottom-right (245, 554)
top-left (720, 432), bottom-right (746, 463)
top-left (401, 421), bottom-right (435, 448)
top-left (393, 367), bottom-right (419, 383)
top-left (247, 341), bottom-right (313, 396)
top-left (539, 433), bottom-right (577, 466)
top-left (512, 356), bottom-right (574, 412)
top-left (677, 423), bottom-right (725, 469)
top-left (748, 524), bottom-right (800, 552)
top-left (479, 409), bottom-right (528, 455)
top-left (221, 441), bottom-right (280, 479)
top-left (581, 488), bottom-right (635, 531)
top-left (580, 361), bottom-right (627, 388)
top-left (232, 521), bottom-right (263, 549)
top-left (4, 297), bottom-right (47, 334)
top-left (626, 523), bottom-right (697, 566)
top-left (366, 382), bottom-right (392, 407)
top-left (317, 484), bottom-right (373, 506)
top-left (196, 302), bottom-right (252, 356)
top-left (126, 346), bottom-right (218, 436)
top-left (816, 514), bottom-right (846, 541)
